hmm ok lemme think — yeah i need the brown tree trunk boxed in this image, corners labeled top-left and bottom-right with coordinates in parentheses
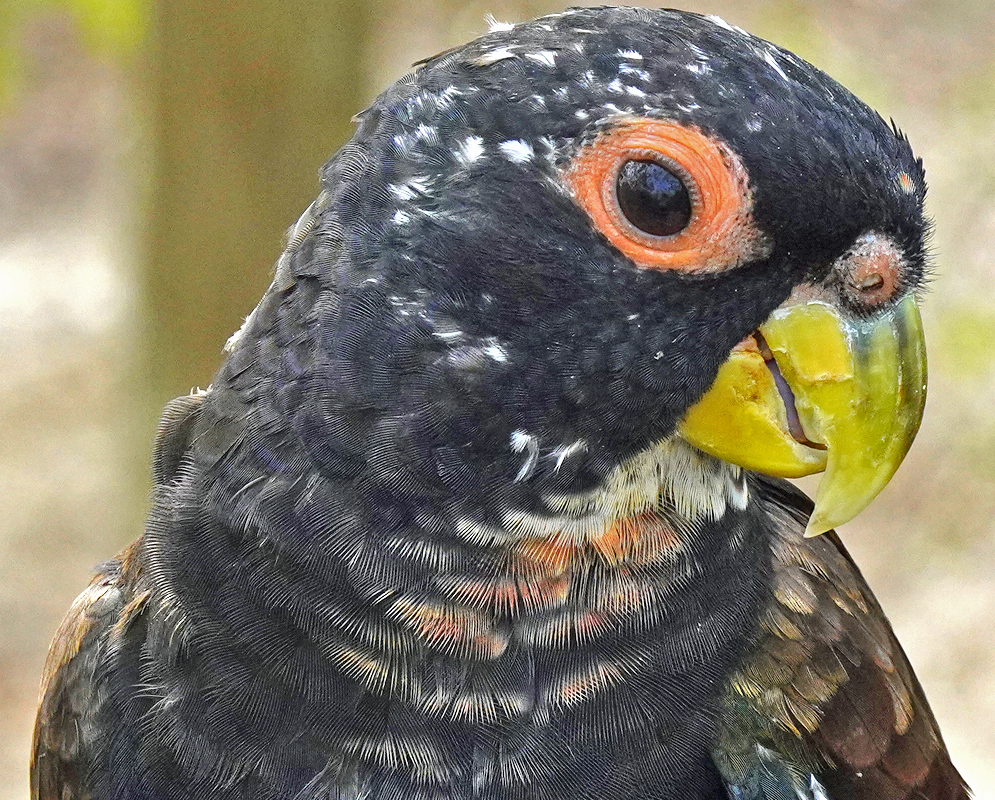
top-left (143, 0), bottom-right (371, 407)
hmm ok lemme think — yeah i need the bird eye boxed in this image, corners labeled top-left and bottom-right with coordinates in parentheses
top-left (615, 159), bottom-right (692, 237)
top-left (563, 119), bottom-right (765, 273)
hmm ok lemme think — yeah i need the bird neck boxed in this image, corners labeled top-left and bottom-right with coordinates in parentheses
top-left (139, 430), bottom-right (774, 786)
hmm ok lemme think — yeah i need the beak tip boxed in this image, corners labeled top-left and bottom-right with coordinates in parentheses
top-left (803, 517), bottom-right (833, 538)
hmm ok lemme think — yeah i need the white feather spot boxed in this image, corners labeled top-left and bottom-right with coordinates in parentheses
top-left (475, 46), bottom-right (518, 66)
top-left (455, 135), bottom-right (485, 166)
top-left (550, 440), bottom-right (588, 472)
top-left (431, 85), bottom-right (462, 109)
top-left (499, 139), bottom-right (534, 164)
top-left (389, 176), bottom-right (432, 201)
top-left (389, 184), bottom-right (414, 202)
top-left (726, 469), bottom-right (749, 511)
top-left (511, 430), bottom-right (534, 451)
top-left (391, 210), bottom-right (411, 225)
top-left (525, 50), bottom-right (557, 68)
top-left (764, 49), bottom-right (789, 81)
top-left (511, 430), bottom-right (540, 483)
top-left (482, 338), bottom-right (509, 362)
top-left (706, 14), bottom-right (735, 31)
top-left (485, 13), bottom-right (514, 32)
top-left (416, 123), bottom-right (438, 143)
top-left (616, 49), bottom-right (643, 61)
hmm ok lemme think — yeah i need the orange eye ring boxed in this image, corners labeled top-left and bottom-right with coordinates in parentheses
top-left (564, 118), bottom-right (766, 273)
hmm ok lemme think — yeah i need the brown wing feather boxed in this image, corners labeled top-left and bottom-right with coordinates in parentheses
top-left (31, 392), bottom-right (200, 800)
top-left (31, 395), bottom-right (198, 799)
top-left (30, 547), bottom-right (142, 800)
top-left (718, 477), bottom-right (970, 800)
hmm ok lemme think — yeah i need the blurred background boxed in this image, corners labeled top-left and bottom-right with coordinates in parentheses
top-left (1, 0), bottom-right (993, 796)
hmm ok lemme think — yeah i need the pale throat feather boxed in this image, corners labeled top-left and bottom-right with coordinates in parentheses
top-left (497, 437), bottom-right (751, 547)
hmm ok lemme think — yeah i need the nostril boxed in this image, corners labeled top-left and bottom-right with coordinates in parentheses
top-left (839, 233), bottom-right (903, 309)
top-left (858, 273), bottom-right (885, 292)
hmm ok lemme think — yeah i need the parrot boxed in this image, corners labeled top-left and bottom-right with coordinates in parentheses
top-left (32, 7), bottom-right (968, 800)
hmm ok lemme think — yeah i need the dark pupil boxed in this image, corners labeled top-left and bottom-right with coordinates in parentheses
top-left (615, 159), bottom-right (692, 237)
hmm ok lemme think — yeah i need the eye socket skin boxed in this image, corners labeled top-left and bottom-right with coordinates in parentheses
top-left (564, 119), bottom-right (768, 273)
top-left (615, 159), bottom-right (693, 237)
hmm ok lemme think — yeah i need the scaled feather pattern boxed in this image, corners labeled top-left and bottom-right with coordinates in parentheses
top-left (32, 8), bottom-right (966, 800)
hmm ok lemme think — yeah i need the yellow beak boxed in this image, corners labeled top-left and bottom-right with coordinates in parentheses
top-left (678, 293), bottom-right (927, 536)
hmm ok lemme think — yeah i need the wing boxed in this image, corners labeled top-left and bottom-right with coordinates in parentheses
top-left (714, 477), bottom-right (970, 800)
top-left (31, 393), bottom-right (199, 800)
top-left (31, 558), bottom-right (129, 800)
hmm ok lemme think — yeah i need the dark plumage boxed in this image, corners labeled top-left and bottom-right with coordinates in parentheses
top-left (32, 8), bottom-right (965, 800)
